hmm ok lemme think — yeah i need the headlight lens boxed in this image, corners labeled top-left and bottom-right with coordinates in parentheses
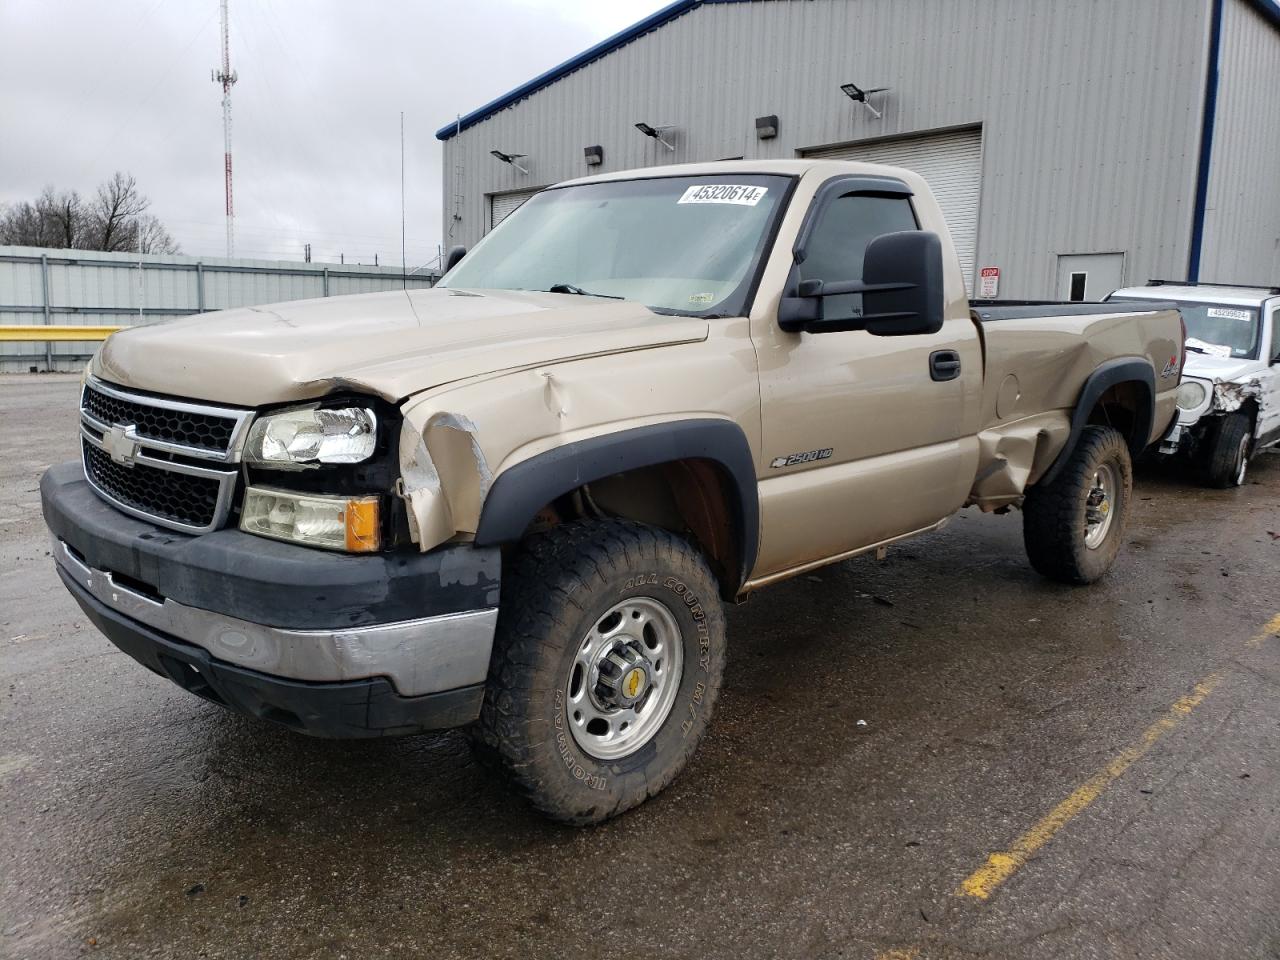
top-left (240, 487), bottom-right (381, 552)
top-left (245, 406), bottom-right (377, 468)
top-left (1176, 381), bottom-right (1207, 411)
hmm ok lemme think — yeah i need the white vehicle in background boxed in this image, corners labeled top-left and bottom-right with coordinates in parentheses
top-left (1109, 281), bottom-right (1280, 487)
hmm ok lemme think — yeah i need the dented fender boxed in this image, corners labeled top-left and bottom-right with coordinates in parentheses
top-left (1213, 377), bottom-right (1263, 414)
top-left (393, 325), bottom-right (760, 555)
top-left (397, 413), bottom-right (493, 552)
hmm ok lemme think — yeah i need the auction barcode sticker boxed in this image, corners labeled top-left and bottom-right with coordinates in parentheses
top-left (678, 184), bottom-right (768, 206)
top-left (1207, 307), bottom-right (1252, 322)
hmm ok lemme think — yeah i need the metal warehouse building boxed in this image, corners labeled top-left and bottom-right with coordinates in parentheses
top-left (438, 0), bottom-right (1280, 300)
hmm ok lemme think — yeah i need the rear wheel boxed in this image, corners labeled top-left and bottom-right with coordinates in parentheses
top-left (1202, 411), bottom-right (1251, 488)
top-left (1023, 425), bottom-right (1133, 584)
top-left (468, 520), bottom-right (726, 825)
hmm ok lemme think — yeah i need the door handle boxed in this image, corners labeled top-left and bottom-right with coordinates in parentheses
top-left (930, 350), bottom-right (962, 382)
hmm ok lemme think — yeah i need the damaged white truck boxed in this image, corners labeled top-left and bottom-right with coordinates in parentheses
top-left (1109, 281), bottom-right (1280, 486)
top-left (42, 160), bottom-right (1181, 823)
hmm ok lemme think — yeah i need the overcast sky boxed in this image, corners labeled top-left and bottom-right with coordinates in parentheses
top-left (0, 0), bottom-right (668, 267)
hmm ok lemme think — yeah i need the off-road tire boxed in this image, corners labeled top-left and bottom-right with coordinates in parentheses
top-left (468, 520), bottom-right (727, 825)
top-left (1023, 425), bottom-right (1133, 585)
top-left (1202, 411), bottom-right (1252, 488)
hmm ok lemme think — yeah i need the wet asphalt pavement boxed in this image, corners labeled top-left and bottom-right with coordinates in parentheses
top-left (3, 373), bottom-right (1280, 960)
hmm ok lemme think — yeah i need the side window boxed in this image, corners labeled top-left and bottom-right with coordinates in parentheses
top-left (1271, 307), bottom-right (1280, 363)
top-left (798, 193), bottom-right (919, 321)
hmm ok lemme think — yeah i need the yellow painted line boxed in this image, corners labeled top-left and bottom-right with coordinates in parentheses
top-left (1247, 613), bottom-right (1280, 648)
top-left (0, 325), bottom-right (125, 342)
top-left (956, 671), bottom-right (1224, 900)
top-left (874, 949), bottom-right (919, 960)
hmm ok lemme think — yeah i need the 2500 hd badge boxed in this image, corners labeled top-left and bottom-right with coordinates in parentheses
top-left (770, 448), bottom-right (834, 468)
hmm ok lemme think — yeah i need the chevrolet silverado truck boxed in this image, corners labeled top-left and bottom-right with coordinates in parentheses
top-left (42, 160), bottom-right (1182, 824)
top-left (1109, 280), bottom-right (1280, 486)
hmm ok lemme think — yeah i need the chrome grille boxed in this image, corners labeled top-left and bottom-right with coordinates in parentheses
top-left (79, 377), bottom-right (252, 534)
top-left (83, 439), bottom-right (225, 529)
top-left (83, 383), bottom-right (237, 454)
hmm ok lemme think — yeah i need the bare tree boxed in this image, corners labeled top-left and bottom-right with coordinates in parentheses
top-left (86, 172), bottom-right (149, 251)
top-left (134, 214), bottom-right (180, 255)
top-left (0, 201), bottom-right (47, 246)
top-left (43, 187), bottom-right (85, 248)
top-left (0, 172), bottom-right (179, 254)
top-left (0, 187), bottom-right (86, 248)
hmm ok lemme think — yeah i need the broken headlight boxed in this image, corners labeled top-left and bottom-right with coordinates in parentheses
top-left (1176, 381), bottom-right (1207, 411)
top-left (244, 405), bottom-right (377, 469)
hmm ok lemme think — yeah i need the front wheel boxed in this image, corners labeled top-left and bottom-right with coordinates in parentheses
top-left (468, 520), bottom-right (727, 825)
top-left (1202, 411), bottom-right (1252, 488)
top-left (1022, 425), bottom-right (1133, 585)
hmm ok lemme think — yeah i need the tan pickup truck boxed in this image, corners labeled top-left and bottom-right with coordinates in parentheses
top-left (42, 160), bottom-right (1182, 823)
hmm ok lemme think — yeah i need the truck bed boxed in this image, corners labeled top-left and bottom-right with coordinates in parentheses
top-left (963, 299), bottom-right (1184, 509)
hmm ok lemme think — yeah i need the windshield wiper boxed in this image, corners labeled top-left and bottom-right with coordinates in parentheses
top-left (546, 282), bottom-right (624, 300)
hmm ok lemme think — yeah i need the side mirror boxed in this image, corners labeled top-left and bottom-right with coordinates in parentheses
top-left (778, 231), bottom-right (947, 336)
top-left (444, 245), bottom-right (467, 272)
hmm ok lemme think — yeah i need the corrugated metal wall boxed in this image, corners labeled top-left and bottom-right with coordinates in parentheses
top-left (0, 246), bottom-right (437, 373)
top-left (805, 128), bottom-right (984, 291)
top-left (1199, 0), bottom-right (1280, 282)
top-left (443, 0), bottom-right (1212, 299)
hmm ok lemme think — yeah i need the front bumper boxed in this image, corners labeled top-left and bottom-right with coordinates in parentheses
top-left (41, 461), bottom-right (502, 737)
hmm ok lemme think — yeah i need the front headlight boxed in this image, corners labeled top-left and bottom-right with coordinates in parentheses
top-left (240, 487), bottom-right (381, 552)
top-left (245, 405), bottom-right (377, 468)
top-left (1176, 381), bottom-right (1207, 411)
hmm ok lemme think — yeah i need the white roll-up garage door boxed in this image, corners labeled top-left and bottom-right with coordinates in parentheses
top-left (489, 189), bottom-right (541, 230)
top-left (805, 128), bottom-right (982, 293)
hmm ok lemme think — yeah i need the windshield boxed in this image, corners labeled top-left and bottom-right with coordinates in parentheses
top-left (1114, 296), bottom-right (1261, 360)
top-left (441, 175), bottom-right (791, 316)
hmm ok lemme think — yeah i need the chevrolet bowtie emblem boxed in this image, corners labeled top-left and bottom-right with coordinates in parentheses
top-left (102, 424), bottom-right (141, 466)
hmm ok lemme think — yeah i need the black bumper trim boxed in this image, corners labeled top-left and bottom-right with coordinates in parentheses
top-left (41, 461), bottom-right (500, 630)
top-left (62, 566), bottom-right (484, 738)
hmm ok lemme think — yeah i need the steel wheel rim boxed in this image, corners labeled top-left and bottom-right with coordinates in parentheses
top-left (1236, 437), bottom-right (1249, 485)
top-left (566, 596), bottom-right (684, 761)
top-left (1084, 461), bottom-right (1118, 549)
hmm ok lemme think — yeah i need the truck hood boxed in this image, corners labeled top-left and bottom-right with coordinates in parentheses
top-left (92, 288), bottom-right (709, 406)
top-left (1182, 352), bottom-right (1262, 383)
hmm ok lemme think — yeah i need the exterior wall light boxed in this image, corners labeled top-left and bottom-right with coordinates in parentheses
top-left (635, 122), bottom-right (676, 151)
top-left (490, 149), bottom-right (529, 175)
top-left (584, 145), bottom-right (604, 166)
top-left (755, 115), bottom-right (779, 139)
top-left (840, 82), bottom-right (889, 120)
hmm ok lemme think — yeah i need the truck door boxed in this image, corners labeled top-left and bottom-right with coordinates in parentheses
top-left (751, 182), bottom-right (982, 579)
top-left (1260, 302), bottom-right (1280, 446)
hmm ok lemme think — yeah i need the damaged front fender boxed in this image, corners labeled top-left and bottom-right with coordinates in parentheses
top-left (398, 413), bottom-right (492, 552)
top-left (1213, 378), bottom-right (1263, 413)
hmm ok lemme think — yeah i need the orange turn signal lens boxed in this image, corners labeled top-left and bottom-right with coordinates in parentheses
top-left (344, 497), bottom-right (381, 553)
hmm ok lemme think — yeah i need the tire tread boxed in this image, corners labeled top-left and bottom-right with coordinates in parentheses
top-left (1202, 411), bottom-right (1251, 488)
top-left (1023, 425), bottom-right (1131, 585)
top-left (468, 519), bottom-right (725, 824)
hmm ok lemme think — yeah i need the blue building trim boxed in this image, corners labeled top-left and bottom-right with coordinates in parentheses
top-left (435, 0), bottom-right (760, 141)
top-left (436, 0), bottom-right (700, 141)
top-left (1244, 0), bottom-right (1280, 29)
top-left (437, 0), bottom-right (1280, 144)
top-left (1189, 0), bottom-right (1280, 278)
top-left (1188, 0), bottom-right (1226, 282)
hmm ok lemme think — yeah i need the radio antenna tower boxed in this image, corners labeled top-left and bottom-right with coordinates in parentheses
top-left (211, 0), bottom-right (238, 257)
